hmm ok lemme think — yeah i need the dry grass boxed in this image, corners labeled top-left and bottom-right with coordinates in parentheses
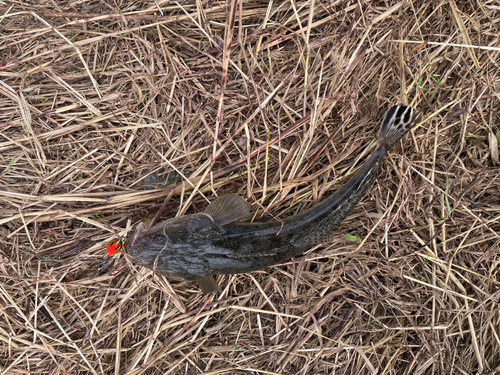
top-left (1, 0), bottom-right (500, 374)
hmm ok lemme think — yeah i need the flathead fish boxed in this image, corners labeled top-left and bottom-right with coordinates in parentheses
top-left (107, 105), bottom-right (419, 293)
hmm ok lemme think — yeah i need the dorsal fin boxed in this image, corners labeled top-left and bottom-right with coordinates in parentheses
top-left (204, 194), bottom-right (252, 226)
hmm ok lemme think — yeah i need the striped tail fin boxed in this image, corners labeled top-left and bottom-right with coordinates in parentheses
top-left (377, 105), bottom-right (420, 150)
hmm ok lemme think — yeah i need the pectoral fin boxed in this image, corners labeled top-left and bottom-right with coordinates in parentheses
top-left (204, 194), bottom-right (252, 226)
top-left (197, 276), bottom-right (220, 294)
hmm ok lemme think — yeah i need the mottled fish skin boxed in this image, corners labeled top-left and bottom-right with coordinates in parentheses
top-left (124, 105), bottom-right (420, 293)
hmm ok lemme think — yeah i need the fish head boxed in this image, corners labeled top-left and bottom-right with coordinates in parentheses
top-left (124, 213), bottom-right (221, 279)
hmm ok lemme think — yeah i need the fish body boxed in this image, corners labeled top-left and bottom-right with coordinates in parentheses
top-left (119, 105), bottom-right (419, 293)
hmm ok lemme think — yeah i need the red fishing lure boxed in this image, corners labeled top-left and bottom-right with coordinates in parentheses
top-left (106, 239), bottom-right (122, 256)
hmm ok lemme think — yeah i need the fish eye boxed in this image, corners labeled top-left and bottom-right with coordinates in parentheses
top-left (153, 235), bottom-right (166, 244)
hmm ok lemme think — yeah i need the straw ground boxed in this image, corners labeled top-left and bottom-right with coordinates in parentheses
top-left (1, 1), bottom-right (499, 374)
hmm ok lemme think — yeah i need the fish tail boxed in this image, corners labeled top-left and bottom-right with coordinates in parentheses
top-left (377, 105), bottom-right (420, 150)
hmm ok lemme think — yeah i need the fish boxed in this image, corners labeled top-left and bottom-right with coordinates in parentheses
top-left (108, 105), bottom-right (419, 293)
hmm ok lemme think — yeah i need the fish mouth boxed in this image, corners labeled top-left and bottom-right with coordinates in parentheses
top-left (130, 222), bottom-right (146, 247)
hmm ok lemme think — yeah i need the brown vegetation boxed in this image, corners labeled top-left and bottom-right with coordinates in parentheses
top-left (1, 0), bottom-right (499, 374)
